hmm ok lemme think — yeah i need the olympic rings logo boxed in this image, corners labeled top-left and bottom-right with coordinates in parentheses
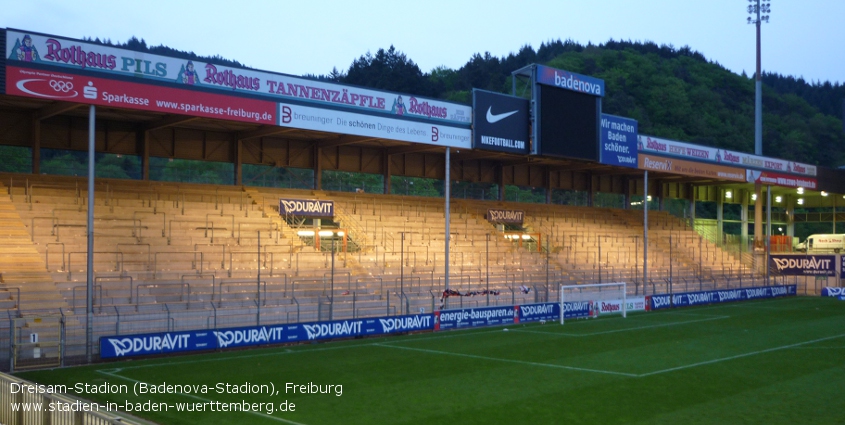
top-left (50, 80), bottom-right (74, 92)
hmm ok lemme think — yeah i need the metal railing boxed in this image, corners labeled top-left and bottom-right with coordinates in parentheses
top-left (0, 371), bottom-right (146, 425)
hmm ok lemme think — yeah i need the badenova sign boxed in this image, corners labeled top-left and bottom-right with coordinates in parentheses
top-left (535, 64), bottom-right (605, 97)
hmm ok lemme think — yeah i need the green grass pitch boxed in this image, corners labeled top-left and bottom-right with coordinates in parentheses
top-left (17, 296), bottom-right (845, 424)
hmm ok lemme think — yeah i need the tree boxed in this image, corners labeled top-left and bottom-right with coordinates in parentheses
top-left (343, 46), bottom-right (430, 95)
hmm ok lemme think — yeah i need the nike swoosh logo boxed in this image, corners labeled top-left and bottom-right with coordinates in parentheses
top-left (486, 106), bottom-right (518, 123)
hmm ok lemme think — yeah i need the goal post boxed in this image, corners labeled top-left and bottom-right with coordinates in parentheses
top-left (560, 282), bottom-right (627, 324)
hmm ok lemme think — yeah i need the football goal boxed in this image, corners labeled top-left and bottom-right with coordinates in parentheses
top-left (560, 282), bottom-right (627, 324)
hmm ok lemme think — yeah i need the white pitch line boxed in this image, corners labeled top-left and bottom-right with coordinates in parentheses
top-left (96, 369), bottom-right (308, 425)
top-left (788, 346), bottom-right (845, 350)
top-left (661, 311), bottom-right (730, 318)
top-left (638, 333), bottom-right (845, 377)
top-left (374, 343), bottom-right (638, 377)
top-left (513, 315), bottom-right (730, 337)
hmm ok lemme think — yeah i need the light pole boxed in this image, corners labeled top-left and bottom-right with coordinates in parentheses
top-left (747, 0), bottom-right (771, 157)
top-left (747, 0), bottom-right (771, 256)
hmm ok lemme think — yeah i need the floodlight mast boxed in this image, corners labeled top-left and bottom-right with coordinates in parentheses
top-left (747, 0), bottom-right (771, 254)
top-left (747, 0), bottom-right (771, 157)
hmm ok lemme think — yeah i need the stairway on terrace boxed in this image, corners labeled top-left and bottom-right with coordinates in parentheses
top-left (0, 182), bottom-right (69, 313)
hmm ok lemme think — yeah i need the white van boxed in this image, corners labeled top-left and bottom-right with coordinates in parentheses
top-left (794, 234), bottom-right (845, 253)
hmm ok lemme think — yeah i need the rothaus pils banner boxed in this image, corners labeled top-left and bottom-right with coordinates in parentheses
top-left (472, 89), bottom-right (530, 154)
top-left (278, 199), bottom-right (334, 217)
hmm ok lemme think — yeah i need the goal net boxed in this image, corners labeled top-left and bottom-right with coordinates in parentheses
top-left (560, 282), bottom-right (627, 324)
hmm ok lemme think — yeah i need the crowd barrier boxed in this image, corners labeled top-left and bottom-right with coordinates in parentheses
top-left (100, 284), bottom-right (796, 359)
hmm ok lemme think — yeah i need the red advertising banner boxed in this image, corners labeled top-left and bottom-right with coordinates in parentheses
top-left (6, 66), bottom-right (276, 125)
top-left (638, 154), bottom-right (746, 182)
top-left (746, 170), bottom-right (818, 189)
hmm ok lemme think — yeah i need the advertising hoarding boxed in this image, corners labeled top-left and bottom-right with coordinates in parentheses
top-left (746, 170), bottom-right (818, 190)
top-left (101, 314), bottom-right (434, 359)
top-left (638, 134), bottom-right (817, 177)
top-left (649, 285), bottom-right (797, 310)
top-left (600, 114), bottom-right (638, 168)
top-left (278, 102), bottom-right (471, 149)
top-left (820, 287), bottom-right (844, 297)
top-left (535, 64), bottom-right (605, 97)
top-left (278, 199), bottom-right (334, 217)
top-left (435, 305), bottom-right (518, 330)
top-left (486, 209), bottom-right (525, 224)
top-left (472, 89), bottom-right (530, 155)
top-left (6, 65), bottom-right (276, 125)
top-left (638, 154), bottom-right (746, 182)
top-left (6, 29), bottom-right (471, 126)
top-left (769, 255), bottom-right (836, 276)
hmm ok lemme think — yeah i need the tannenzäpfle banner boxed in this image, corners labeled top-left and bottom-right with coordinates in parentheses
top-left (5, 29), bottom-right (471, 138)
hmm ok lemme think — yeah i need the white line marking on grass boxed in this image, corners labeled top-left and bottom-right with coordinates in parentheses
top-left (661, 311), bottom-right (730, 318)
top-left (113, 342), bottom-right (378, 371)
top-left (789, 346), bottom-right (845, 350)
top-left (374, 343), bottom-right (638, 377)
top-left (512, 315), bottom-right (730, 337)
top-left (639, 333), bottom-right (845, 377)
top-left (97, 369), bottom-right (308, 425)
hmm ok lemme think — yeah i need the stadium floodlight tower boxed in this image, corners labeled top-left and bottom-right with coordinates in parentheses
top-left (748, 0), bottom-right (771, 157)
top-left (747, 0), bottom-right (771, 256)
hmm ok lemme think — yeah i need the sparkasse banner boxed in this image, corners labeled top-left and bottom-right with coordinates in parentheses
top-left (600, 114), bottom-right (638, 168)
top-left (472, 89), bottom-right (530, 155)
top-left (6, 66), bottom-right (276, 125)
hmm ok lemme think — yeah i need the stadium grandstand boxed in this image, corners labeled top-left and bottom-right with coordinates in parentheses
top-left (0, 26), bottom-right (843, 381)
